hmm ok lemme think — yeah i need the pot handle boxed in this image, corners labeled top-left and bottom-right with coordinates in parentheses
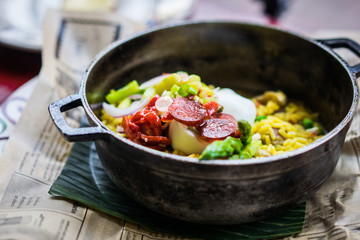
top-left (48, 93), bottom-right (108, 142)
top-left (316, 38), bottom-right (360, 77)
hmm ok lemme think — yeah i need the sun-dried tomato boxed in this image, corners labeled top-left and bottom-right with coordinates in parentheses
top-left (122, 95), bottom-right (170, 149)
top-left (139, 110), bottom-right (162, 136)
top-left (145, 94), bottom-right (160, 111)
top-left (122, 116), bottom-right (140, 143)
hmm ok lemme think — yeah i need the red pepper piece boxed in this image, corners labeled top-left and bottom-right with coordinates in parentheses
top-left (139, 133), bottom-right (171, 146)
top-left (160, 112), bottom-right (174, 122)
top-left (203, 101), bottom-right (220, 117)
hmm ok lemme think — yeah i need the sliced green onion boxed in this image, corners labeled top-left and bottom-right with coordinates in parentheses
top-left (178, 83), bottom-right (198, 97)
top-left (106, 80), bottom-right (140, 104)
top-left (188, 86), bottom-right (198, 95)
top-left (170, 84), bottom-right (180, 93)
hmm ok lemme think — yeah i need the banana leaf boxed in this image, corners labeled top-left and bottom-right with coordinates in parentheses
top-left (49, 140), bottom-right (305, 240)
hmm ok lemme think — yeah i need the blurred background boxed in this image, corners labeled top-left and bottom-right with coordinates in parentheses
top-left (194, 0), bottom-right (360, 34)
top-left (0, 0), bottom-right (359, 103)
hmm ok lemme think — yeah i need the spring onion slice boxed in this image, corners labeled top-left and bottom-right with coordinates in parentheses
top-left (155, 96), bottom-right (173, 112)
top-left (102, 96), bottom-right (150, 118)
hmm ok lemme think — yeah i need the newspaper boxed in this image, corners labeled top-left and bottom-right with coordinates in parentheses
top-left (0, 9), bottom-right (360, 239)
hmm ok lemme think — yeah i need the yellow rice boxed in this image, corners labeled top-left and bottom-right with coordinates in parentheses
top-left (253, 98), bottom-right (323, 156)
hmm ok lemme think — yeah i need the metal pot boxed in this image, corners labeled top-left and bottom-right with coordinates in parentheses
top-left (49, 21), bottom-right (360, 225)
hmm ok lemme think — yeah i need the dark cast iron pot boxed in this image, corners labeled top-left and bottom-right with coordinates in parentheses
top-left (49, 21), bottom-right (360, 225)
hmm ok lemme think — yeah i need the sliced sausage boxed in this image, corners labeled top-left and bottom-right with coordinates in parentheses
top-left (168, 97), bottom-right (207, 126)
top-left (199, 113), bottom-right (240, 140)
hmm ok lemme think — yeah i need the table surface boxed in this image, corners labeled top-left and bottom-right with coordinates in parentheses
top-left (1, 0), bottom-right (360, 105)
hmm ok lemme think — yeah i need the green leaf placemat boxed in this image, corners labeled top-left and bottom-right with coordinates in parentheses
top-left (49, 140), bottom-right (306, 240)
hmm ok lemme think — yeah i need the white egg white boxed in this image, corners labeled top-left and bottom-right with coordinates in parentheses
top-left (168, 120), bottom-right (209, 155)
top-left (215, 88), bottom-right (256, 126)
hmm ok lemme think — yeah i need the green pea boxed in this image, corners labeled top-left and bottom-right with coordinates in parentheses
top-left (255, 115), bottom-right (267, 122)
top-left (302, 118), bottom-right (314, 129)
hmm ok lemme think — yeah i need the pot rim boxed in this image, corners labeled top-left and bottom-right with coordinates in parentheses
top-left (81, 20), bottom-right (359, 166)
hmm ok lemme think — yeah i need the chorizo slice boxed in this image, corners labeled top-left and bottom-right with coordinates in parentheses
top-left (168, 97), bottom-right (207, 126)
top-left (199, 113), bottom-right (240, 141)
top-left (211, 112), bottom-right (238, 125)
